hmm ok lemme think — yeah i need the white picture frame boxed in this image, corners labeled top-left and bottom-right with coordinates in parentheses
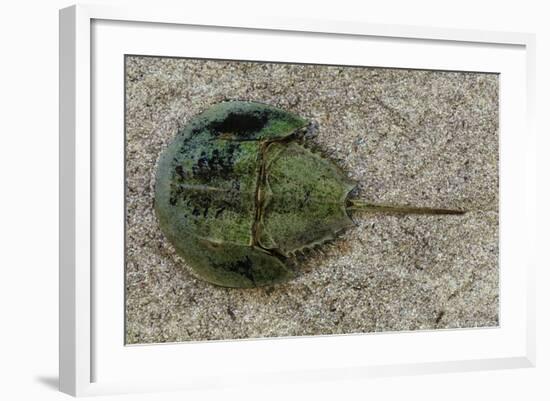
top-left (59, 3), bottom-right (536, 397)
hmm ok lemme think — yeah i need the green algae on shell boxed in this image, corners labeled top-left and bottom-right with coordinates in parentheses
top-left (154, 101), bottom-right (464, 288)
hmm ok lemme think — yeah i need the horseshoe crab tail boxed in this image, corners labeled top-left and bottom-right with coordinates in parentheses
top-left (346, 199), bottom-right (465, 215)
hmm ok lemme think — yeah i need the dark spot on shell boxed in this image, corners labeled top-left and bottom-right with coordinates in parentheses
top-left (175, 165), bottom-right (186, 179)
top-left (190, 144), bottom-right (238, 181)
top-left (211, 256), bottom-right (255, 283)
top-left (209, 111), bottom-right (268, 137)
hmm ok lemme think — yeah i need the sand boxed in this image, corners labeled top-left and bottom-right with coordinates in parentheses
top-left (124, 56), bottom-right (499, 344)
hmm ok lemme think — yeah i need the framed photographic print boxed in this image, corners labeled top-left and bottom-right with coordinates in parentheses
top-left (59, 4), bottom-right (536, 397)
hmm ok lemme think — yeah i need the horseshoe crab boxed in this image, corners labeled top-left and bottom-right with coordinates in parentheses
top-left (154, 101), bottom-right (463, 288)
